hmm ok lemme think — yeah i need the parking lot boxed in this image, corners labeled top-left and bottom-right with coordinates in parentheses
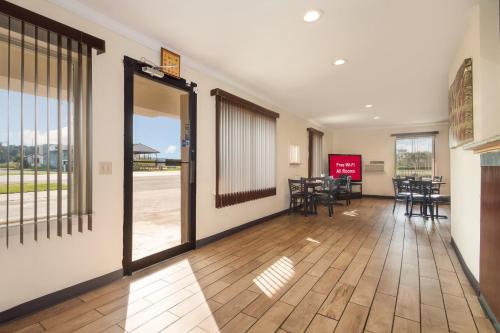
top-left (132, 170), bottom-right (181, 260)
top-left (0, 171), bottom-right (182, 261)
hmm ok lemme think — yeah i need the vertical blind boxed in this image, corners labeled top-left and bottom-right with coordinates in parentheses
top-left (395, 135), bottom-right (435, 178)
top-left (212, 89), bottom-right (279, 208)
top-left (308, 128), bottom-right (323, 177)
top-left (0, 11), bottom-right (96, 246)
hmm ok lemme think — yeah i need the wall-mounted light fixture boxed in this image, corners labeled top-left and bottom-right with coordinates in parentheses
top-left (289, 145), bottom-right (301, 165)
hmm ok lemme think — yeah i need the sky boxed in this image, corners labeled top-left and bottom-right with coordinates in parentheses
top-left (133, 114), bottom-right (181, 159)
top-left (1, 90), bottom-right (181, 160)
top-left (0, 90), bottom-right (63, 147)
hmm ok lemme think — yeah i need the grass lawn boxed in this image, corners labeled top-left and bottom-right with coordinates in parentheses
top-left (0, 183), bottom-right (67, 194)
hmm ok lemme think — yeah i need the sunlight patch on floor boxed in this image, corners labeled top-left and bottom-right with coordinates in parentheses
top-left (129, 258), bottom-right (189, 290)
top-left (306, 237), bottom-right (320, 244)
top-left (253, 257), bottom-right (295, 297)
top-left (343, 209), bottom-right (359, 217)
top-left (123, 260), bottom-right (213, 332)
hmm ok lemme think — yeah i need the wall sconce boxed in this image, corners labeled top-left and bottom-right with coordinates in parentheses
top-left (289, 145), bottom-right (301, 165)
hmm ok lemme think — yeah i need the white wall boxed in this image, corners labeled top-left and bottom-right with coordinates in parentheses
top-left (449, 0), bottom-right (500, 280)
top-left (478, 0), bottom-right (500, 141)
top-left (0, 0), bottom-right (331, 312)
top-left (194, 81), bottom-right (332, 237)
top-left (329, 123), bottom-right (450, 196)
top-left (449, 4), bottom-right (482, 280)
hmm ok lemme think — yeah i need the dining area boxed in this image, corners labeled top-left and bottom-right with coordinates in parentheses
top-left (392, 176), bottom-right (450, 219)
top-left (287, 175), bottom-right (353, 217)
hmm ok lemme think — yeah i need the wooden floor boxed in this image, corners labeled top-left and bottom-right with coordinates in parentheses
top-left (1, 198), bottom-right (496, 333)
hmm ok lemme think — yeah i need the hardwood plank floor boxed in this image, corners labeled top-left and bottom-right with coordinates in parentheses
top-left (1, 198), bottom-right (495, 333)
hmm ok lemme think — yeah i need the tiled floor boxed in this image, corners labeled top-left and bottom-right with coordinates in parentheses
top-left (0, 198), bottom-right (495, 333)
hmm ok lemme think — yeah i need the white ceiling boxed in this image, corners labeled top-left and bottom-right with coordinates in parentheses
top-left (52, 0), bottom-right (476, 128)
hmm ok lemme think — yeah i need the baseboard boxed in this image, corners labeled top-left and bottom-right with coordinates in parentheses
top-left (196, 209), bottom-right (288, 248)
top-left (451, 237), bottom-right (500, 332)
top-left (362, 195), bottom-right (394, 199)
top-left (450, 237), bottom-right (480, 295)
top-left (0, 269), bottom-right (123, 324)
top-left (479, 294), bottom-right (500, 332)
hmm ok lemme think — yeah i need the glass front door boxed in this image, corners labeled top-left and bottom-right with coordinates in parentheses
top-left (124, 64), bottom-right (195, 272)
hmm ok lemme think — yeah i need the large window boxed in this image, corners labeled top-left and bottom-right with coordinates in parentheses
top-left (212, 89), bottom-right (278, 208)
top-left (395, 135), bottom-right (435, 178)
top-left (0, 5), bottom-right (103, 245)
top-left (308, 128), bottom-right (323, 177)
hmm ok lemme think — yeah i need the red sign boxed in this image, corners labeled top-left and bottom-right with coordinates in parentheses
top-left (329, 154), bottom-right (362, 182)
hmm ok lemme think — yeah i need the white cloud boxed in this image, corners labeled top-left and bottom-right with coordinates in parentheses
top-left (4, 127), bottom-right (69, 146)
top-left (24, 127), bottom-right (68, 145)
top-left (165, 145), bottom-right (177, 154)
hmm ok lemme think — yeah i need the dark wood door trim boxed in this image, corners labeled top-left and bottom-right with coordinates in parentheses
top-left (122, 56), bottom-right (197, 275)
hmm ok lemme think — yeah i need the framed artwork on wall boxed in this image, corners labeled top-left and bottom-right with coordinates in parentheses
top-left (161, 47), bottom-right (181, 79)
top-left (449, 58), bottom-right (473, 148)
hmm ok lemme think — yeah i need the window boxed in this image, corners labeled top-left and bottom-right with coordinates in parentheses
top-left (395, 135), bottom-right (435, 178)
top-left (212, 89), bottom-right (279, 208)
top-left (308, 128), bottom-right (323, 177)
top-left (0, 5), bottom-right (103, 245)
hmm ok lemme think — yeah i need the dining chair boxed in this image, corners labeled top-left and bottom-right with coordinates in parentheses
top-left (429, 179), bottom-right (450, 219)
top-left (408, 180), bottom-right (425, 217)
top-left (409, 180), bottom-right (436, 218)
top-left (303, 177), bottom-right (324, 216)
top-left (336, 175), bottom-right (352, 206)
top-left (288, 178), bottom-right (304, 215)
top-left (432, 176), bottom-right (443, 194)
top-left (392, 178), bottom-right (410, 214)
top-left (315, 177), bottom-right (337, 217)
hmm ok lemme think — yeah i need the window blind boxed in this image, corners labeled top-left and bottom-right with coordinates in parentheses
top-left (212, 89), bottom-right (279, 208)
top-left (395, 135), bottom-right (435, 178)
top-left (308, 128), bottom-right (323, 177)
top-left (0, 9), bottom-right (99, 246)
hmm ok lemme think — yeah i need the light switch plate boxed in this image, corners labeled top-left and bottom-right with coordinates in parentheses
top-left (99, 162), bottom-right (112, 175)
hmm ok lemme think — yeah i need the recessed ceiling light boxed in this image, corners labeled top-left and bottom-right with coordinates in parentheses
top-left (334, 59), bottom-right (346, 66)
top-left (374, 116), bottom-right (380, 120)
top-left (304, 10), bottom-right (322, 23)
top-left (365, 104), bottom-right (374, 108)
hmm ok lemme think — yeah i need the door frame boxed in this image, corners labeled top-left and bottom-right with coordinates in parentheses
top-left (123, 56), bottom-right (197, 275)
